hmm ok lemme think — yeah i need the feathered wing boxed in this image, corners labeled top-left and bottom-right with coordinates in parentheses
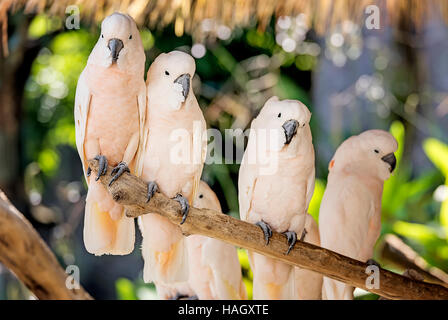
top-left (200, 238), bottom-right (247, 300)
top-left (320, 177), bottom-right (373, 299)
top-left (189, 114), bottom-right (207, 205)
top-left (305, 167), bottom-right (315, 212)
top-left (238, 128), bottom-right (258, 222)
top-left (74, 69), bottom-right (91, 180)
top-left (134, 83), bottom-right (147, 177)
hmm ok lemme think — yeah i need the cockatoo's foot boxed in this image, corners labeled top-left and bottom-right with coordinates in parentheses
top-left (283, 231), bottom-right (297, 255)
top-left (300, 228), bottom-right (308, 241)
top-left (170, 293), bottom-right (198, 300)
top-left (90, 155), bottom-right (108, 181)
top-left (109, 161), bottom-right (130, 186)
top-left (256, 221), bottom-right (273, 245)
top-left (146, 181), bottom-right (159, 203)
top-left (366, 259), bottom-right (381, 268)
top-left (174, 194), bottom-right (189, 225)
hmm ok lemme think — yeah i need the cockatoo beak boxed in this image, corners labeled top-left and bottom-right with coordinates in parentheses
top-left (282, 119), bottom-right (299, 145)
top-left (381, 153), bottom-right (397, 172)
top-left (108, 38), bottom-right (124, 63)
top-left (174, 73), bottom-right (191, 99)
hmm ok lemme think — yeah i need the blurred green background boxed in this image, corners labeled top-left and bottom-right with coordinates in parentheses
top-left (1, 4), bottom-right (448, 300)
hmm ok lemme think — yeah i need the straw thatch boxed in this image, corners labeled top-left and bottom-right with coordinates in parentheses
top-left (1, 0), bottom-right (447, 54)
top-left (2, 0), bottom-right (448, 33)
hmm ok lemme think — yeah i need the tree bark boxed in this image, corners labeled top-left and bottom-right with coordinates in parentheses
top-left (88, 159), bottom-right (448, 300)
top-left (0, 190), bottom-right (92, 300)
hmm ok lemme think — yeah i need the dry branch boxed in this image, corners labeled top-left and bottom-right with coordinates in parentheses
top-left (379, 234), bottom-right (448, 286)
top-left (88, 159), bottom-right (448, 300)
top-left (0, 191), bottom-right (92, 300)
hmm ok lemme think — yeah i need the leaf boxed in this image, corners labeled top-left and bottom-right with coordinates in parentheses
top-left (115, 278), bottom-right (137, 300)
top-left (308, 179), bottom-right (325, 221)
top-left (423, 138), bottom-right (448, 176)
top-left (392, 221), bottom-right (443, 243)
top-left (423, 138), bottom-right (448, 232)
top-left (37, 148), bottom-right (59, 176)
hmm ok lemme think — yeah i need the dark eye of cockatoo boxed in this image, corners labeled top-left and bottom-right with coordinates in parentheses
top-left (101, 34), bottom-right (104, 38)
top-left (374, 149), bottom-right (379, 154)
top-left (278, 113), bottom-right (281, 118)
top-left (129, 35), bottom-right (132, 39)
top-left (199, 194), bottom-right (203, 199)
top-left (165, 70), bottom-right (170, 76)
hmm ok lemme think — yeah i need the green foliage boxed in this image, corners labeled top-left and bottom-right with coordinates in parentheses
top-left (273, 74), bottom-right (310, 106)
top-left (308, 179), bottom-right (325, 222)
top-left (115, 278), bottom-right (137, 300)
top-left (115, 278), bottom-right (158, 300)
top-left (381, 130), bottom-right (448, 270)
top-left (424, 138), bottom-right (448, 231)
top-left (238, 249), bottom-right (253, 300)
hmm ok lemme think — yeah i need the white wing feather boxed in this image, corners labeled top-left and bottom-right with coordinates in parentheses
top-left (74, 69), bottom-right (91, 182)
top-left (238, 128), bottom-right (258, 222)
top-left (134, 82), bottom-right (147, 177)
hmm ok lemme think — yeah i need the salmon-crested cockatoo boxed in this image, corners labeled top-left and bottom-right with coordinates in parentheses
top-left (139, 51), bottom-right (207, 285)
top-left (319, 130), bottom-right (398, 300)
top-left (74, 13), bottom-right (146, 255)
top-left (238, 96), bottom-right (315, 299)
top-left (294, 213), bottom-right (322, 300)
top-left (155, 181), bottom-right (247, 300)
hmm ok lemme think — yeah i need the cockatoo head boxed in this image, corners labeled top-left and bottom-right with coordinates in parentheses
top-left (193, 181), bottom-right (222, 212)
top-left (88, 13), bottom-right (144, 74)
top-left (252, 96), bottom-right (312, 153)
top-left (146, 51), bottom-right (196, 111)
top-left (330, 130), bottom-right (398, 181)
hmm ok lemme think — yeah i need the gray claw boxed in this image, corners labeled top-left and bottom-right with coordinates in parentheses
top-left (171, 293), bottom-right (197, 300)
top-left (109, 161), bottom-right (129, 186)
top-left (300, 228), bottom-right (307, 242)
top-left (146, 181), bottom-right (159, 203)
top-left (256, 221), bottom-right (273, 245)
top-left (174, 194), bottom-right (189, 225)
top-left (283, 231), bottom-right (297, 255)
top-left (366, 259), bottom-right (381, 268)
top-left (94, 155), bottom-right (108, 181)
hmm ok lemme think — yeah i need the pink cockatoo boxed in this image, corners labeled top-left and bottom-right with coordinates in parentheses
top-left (319, 130), bottom-right (398, 300)
top-left (238, 96), bottom-right (315, 300)
top-left (294, 213), bottom-right (322, 300)
top-left (74, 13), bottom-right (146, 255)
top-left (155, 181), bottom-right (247, 300)
top-left (138, 51), bottom-right (207, 285)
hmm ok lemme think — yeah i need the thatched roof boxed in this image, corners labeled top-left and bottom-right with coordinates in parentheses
top-left (1, 0), bottom-right (447, 44)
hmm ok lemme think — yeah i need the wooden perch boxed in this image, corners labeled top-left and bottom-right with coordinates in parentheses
top-left (88, 160), bottom-right (448, 300)
top-left (0, 191), bottom-right (92, 300)
top-left (379, 234), bottom-right (448, 286)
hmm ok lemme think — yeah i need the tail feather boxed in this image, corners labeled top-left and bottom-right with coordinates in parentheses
top-left (250, 251), bottom-right (296, 300)
top-left (83, 197), bottom-right (135, 256)
top-left (139, 215), bottom-right (189, 284)
top-left (322, 277), bottom-right (354, 300)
